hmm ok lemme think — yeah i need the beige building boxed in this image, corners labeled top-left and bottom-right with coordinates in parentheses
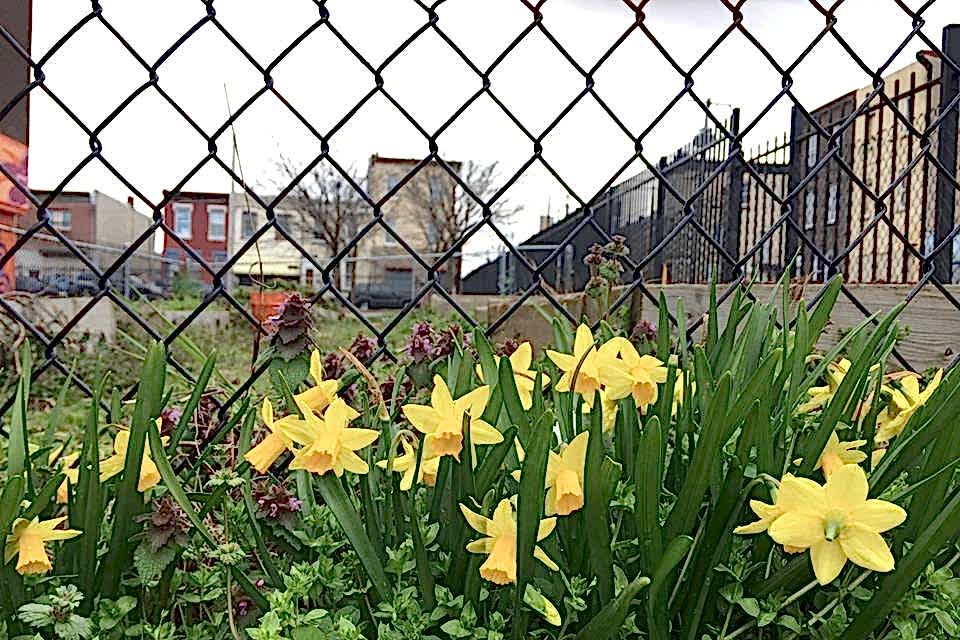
top-left (226, 191), bottom-right (332, 289)
top-left (352, 155), bottom-right (460, 295)
top-left (846, 51), bottom-right (945, 283)
top-left (738, 51), bottom-right (955, 285)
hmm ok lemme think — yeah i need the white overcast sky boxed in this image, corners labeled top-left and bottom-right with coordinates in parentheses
top-left (25, 0), bottom-right (957, 266)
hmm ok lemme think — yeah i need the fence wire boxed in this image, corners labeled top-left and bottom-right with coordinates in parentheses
top-left (1, 1), bottom-right (959, 442)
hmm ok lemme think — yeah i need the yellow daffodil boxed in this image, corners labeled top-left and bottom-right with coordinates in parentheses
top-left (99, 421), bottom-right (169, 493)
top-left (402, 375), bottom-right (502, 460)
top-left (244, 398), bottom-right (313, 474)
top-left (579, 388), bottom-right (618, 432)
top-left (546, 324), bottom-right (601, 405)
top-left (4, 516), bottom-right (80, 575)
top-left (545, 432), bottom-right (589, 516)
top-left (672, 370), bottom-right (689, 416)
top-left (596, 337), bottom-right (667, 414)
top-left (767, 464), bottom-right (906, 585)
top-left (288, 397), bottom-right (378, 477)
top-left (476, 342), bottom-right (549, 410)
top-left (798, 359), bottom-right (852, 414)
top-left (56, 452), bottom-right (80, 505)
top-left (460, 498), bottom-right (558, 585)
top-left (815, 432), bottom-right (867, 477)
top-left (376, 437), bottom-right (440, 490)
top-left (295, 350), bottom-right (340, 415)
top-left (734, 473), bottom-right (823, 536)
top-left (513, 431), bottom-right (590, 516)
top-left (875, 369), bottom-right (942, 443)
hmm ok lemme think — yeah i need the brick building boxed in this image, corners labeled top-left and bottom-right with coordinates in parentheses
top-left (14, 190), bottom-right (152, 280)
top-left (162, 191), bottom-right (230, 284)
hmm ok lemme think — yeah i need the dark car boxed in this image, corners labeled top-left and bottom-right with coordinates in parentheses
top-left (349, 283), bottom-right (412, 309)
top-left (125, 274), bottom-right (166, 300)
top-left (15, 274), bottom-right (45, 293)
top-left (70, 273), bottom-right (99, 296)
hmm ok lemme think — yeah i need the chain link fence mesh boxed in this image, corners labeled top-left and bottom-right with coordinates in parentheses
top-left (1, 1), bottom-right (959, 438)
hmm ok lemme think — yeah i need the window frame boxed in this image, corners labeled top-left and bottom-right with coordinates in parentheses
top-left (826, 182), bottom-right (838, 225)
top-left (207, 204), bottom-right (227, 241)
top-left (49, 208), bottom-right (72, 231)
top-left (173, 203), bottom-right (193, 239)
top-left (240, 210), bottom-right (257, 239)
top-left (804, 191), bottom-right (816, 231)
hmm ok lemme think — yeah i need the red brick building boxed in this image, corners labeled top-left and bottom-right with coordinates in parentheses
top-left (162, 191), bottom-right (230, 284)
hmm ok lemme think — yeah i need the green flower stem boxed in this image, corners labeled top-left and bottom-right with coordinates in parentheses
top-left (806, 570), bottom-right (873, 628)
top-left (723, 579), bottom-right (819, 640)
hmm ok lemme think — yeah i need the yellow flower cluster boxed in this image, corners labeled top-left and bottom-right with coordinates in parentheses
top-left (245, 351), bottom-right (379, 477)
top-left (546, 325), bottom-right (670, 423)
top-left (797, 358), bottom-right (943, 463)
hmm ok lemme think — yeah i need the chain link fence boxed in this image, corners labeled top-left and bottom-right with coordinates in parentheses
top-left (1, 2), bottom-right (959, 435)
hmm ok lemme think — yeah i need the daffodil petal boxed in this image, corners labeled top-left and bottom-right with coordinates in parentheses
top-left (469, 420), bottom-right (504, 445)
top-left (851, 499), bottom-right (906, 533)
top-left (534, 545), bottom-right (559, 572)
top-left (537, 517), bottom-right (557, 541)
top-left (769, 512), bottom-right (825, 549)
top-left (402, 404), bottom-right (441, 434)
top-left (466, 537), bottom-right (495, 554)
top-left (338, 449), bottom-right (369, 475)
top-left (460, 503), bottom-right (491, 535)
top-left (810, 540), bottom-right (847, 585)
top-left (840, 524), bottom-right (895, 572)
top-left (824, 463), bottom-right (869, 511)
top-left (340, 428), bottom-right (380, 450)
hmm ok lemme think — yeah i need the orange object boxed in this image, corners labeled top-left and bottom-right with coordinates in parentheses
top-left (0, 215), bottom-right (14, 293)
top-left (0, 133), bottom-right (28, 293)
top-left (249, 290), bottom-right (290, 323)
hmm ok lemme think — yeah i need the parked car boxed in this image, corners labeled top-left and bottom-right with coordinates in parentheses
top-left (349, 283), bottom-right (413, 309)
top-left (15, 274), bottom-right (45, 293)
top-left (125, 274), bottom-right (166, 300)
top-left (70, 273), bottom-right (99, 296)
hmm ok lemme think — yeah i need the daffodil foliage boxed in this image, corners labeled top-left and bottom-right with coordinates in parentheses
top-left (3, 277), bottom-right (960, 639)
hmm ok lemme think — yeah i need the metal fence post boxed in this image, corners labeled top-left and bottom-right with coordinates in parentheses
top-left (784, 105), bottom-right (803, 274)
top-left (653, 156), bottom-right (668, 281)
top-left (935, 25), bottom-right (960, 283)
top-left (722, 108), bottom-right (743, 282)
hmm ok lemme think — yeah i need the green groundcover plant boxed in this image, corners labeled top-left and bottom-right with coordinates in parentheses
top-left (2, 275), bottom-right (960, 639)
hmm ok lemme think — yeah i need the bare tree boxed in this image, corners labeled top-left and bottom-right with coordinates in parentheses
top-left (274, 157), bottom-right (367, 286)
top-left (406, 160), bottom-right (522, 292)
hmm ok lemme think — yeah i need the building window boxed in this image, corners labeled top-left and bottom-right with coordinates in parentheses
top-left (49, 209), bottom-right (71, 231)
top-left (241, 210), bottom-right (257, 239)
top-left (207, 205), bottom-right (227, 241)
top-left (173, 203), bottom-right (193, 239)
top-left (385, 174), bottom-right (400, 195)
top-left (383, 223), bottom-right (397, 245)
top-left (804, 191), bottom-right (816, 230)
top-left (806, 136), bottom-right (818, 169)
top-left (211, 250), bottom-right (228, 267)
top-left (429, 175), bottom-right (445, 204)
top-left (826, 183), bottom-right (838, 225)
top-left (274, 212), bottom-right (292, 240)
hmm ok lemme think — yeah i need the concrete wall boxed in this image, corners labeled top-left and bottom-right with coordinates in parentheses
top-left (6, 295), bottom-right (116, 342)
top-left (481, 283), bottom-right (960, 371)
